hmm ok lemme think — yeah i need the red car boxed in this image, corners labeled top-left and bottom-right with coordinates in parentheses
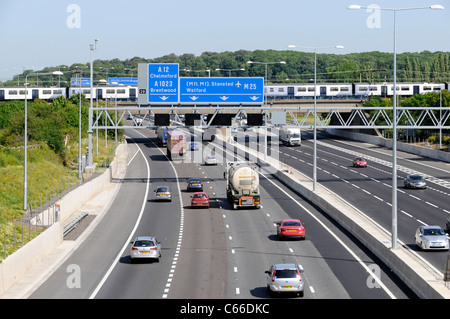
top-left (276, 219), bottom-right (305, 240)
top-left (353, 156), bottom-right (367, 168)
top-left (191, 192), bottom-right (209, 208)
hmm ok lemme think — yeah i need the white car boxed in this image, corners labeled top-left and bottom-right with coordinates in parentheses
top-left (205, 155), bottom-right (217, 165)
top-left (265, 263), bottom-right (304, 297)
top-left (130, 236), bottom-right (162, 263)
top-left (415, 226), bottom-right (449, 251)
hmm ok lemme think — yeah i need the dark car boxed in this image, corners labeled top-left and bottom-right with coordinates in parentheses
top-left (187, 178), bottom-right (203, 192)
top-left (404, 174), bottom-right (426, 189)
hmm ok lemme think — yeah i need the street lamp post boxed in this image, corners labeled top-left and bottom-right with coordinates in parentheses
top-left (348, 4), bottom-right (444, 249)
top-left (24, 71), bottom-right (63, 210)
top-left (247, 60), bottom-right (286, 161)
top-left (287, 45), bottom-right (343, 192)
top-left (88, 38), bottom-right (99, 167)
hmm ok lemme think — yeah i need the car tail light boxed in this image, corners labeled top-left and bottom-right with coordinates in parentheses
top-left (272, 270), bottom-right (276, 282)
top-left (297, 269), bottom-right (302, 281)
top-left (132, 247), bottom-right (138, 251)
top-left (150, 247), bottom-right (157, 250)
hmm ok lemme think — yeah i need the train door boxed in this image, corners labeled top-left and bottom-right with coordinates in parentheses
top-left (32, 89), bottom-right (39, 99)
top-left (413, 85), bottom-right (420, 95)
top-left (287, 87), bottom-right (294, 98)
top-left (381, 85), bottom-right (387, 97)
top-left (129, 88), bottom-right (136, 100)
top-left (0, 90), bottom-right (4, 101)
top-left (320, 86), bottom-right (327, 97)
top-left (96, 88), bottom-right (103, 99)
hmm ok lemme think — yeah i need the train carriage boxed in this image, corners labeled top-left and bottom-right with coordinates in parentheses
top-left (0, 87), bottom-right (67, 101)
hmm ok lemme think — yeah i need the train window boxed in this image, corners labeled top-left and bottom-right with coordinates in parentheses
top-left (340, 87), bottom-right (349, 91)
top-left (9, 90), bottom-right (18, 95)
top-left (359, 87), bottom-right (368, 91)
top-left (43, 90), bottom-right (51, 94)
top-left (117, 89), bottom-right (126, 94)
top-left (369, 87), bottom-right (377, 91)
top-left (53, 90), bottom-right (62, 94)
top-left (278, 88), bottom-right (284, 92)
top-left (19, 90), bottom-right (27, 95)
top-left (269, 88), bottom-right (274, 92)
top-left (83, 90), bottom-right (91, 94)
top-left (330, 87), bottom-right (338, 91)
top-left (433, 86), bottom-right (441, 91)
top-left (401, 86), bottom-right (409, 91)
top-left (297, 87), bottom-right (306, 92)
top-left (307, 87), bottom-right (314, 92)
top-left (106, 89), bottom-right (115, 94)
top-left (390, 86), bottom-right (400, 91)
top-left (423, 86), bottom-right (431, 91)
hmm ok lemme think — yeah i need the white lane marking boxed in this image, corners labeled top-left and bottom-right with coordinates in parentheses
top-left (90, 135), bottom-right (151, 299)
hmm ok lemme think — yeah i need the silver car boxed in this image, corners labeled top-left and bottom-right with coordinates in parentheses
top-left (205, 155), bottom-right (217, 165)
top-left (154, 186), bottom-right (172, 201)
top-left (404, 174), bottom-right (426, 189)
top-left (130, 236), bottom-right (162, 262)
top-left (265, 263), bottom-right (304, 297)
top-left (415, 226), bottom-right (449, 251)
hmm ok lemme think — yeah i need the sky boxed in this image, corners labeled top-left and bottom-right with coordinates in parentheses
top-left (0, 0), bottom-right (449, 81)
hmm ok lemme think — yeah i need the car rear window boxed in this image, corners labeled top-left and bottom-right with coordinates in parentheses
top-left (274, 269), bottom-right (298, 278)
top-left (157, 187), bottom-right (169, 192)
top-left (134, 240), bottom-right (155, 247)
top-left (194, 194), bottom-right (207, 199)
top-left (283, 222), bottom-right (301, 227)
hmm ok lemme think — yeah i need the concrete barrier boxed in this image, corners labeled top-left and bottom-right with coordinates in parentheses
top-left (0, 143), bottom-right (127, 296)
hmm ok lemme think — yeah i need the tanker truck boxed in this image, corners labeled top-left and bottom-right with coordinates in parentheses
top-left (225, 162), bottom-right (260, 209)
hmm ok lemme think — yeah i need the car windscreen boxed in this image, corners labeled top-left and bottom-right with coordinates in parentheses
top-left (409, 175), bottom-right (423, 180)
top-left (274, 269), bottom-right (299, 278)
top-left (423, 228), bottom-right (445, 236)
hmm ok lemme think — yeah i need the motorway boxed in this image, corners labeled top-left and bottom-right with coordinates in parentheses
top-left (27, 127), bottom-right (420, 299)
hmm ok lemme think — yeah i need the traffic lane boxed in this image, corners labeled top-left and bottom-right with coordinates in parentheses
top-left (321, 136), bottom-right (450, 182)
top-left (29, 137), bottom-right (150, 298)
top-left (166, 158), bottom-right (228, 299)
top-left (93, 135), bottom-right (182, 298)
top-left (283, 139), bottom-right (449, 234)
top-left (211, 143), bottom-right (362, 299)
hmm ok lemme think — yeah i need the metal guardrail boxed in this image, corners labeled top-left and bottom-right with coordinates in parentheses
top-left (63, 213), bottom-right (88, 237)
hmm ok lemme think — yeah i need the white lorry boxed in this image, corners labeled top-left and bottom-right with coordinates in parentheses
top-left (280, 127), bottom-right (301, 146)
top-left (225, 162), bottom-right (260, 210)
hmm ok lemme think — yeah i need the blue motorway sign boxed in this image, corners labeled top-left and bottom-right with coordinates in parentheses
top-left (108, 77), bottom-right (138, 86)
top-left (70, 78), bottom-right (91, 87)
top-left (147, 63), bottom-right (179, 103)
top-left (180, 77), bottom-right (264, 104)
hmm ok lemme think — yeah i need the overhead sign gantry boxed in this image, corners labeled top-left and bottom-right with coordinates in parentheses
top-left (137, 63), bottom-right (264, 106)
